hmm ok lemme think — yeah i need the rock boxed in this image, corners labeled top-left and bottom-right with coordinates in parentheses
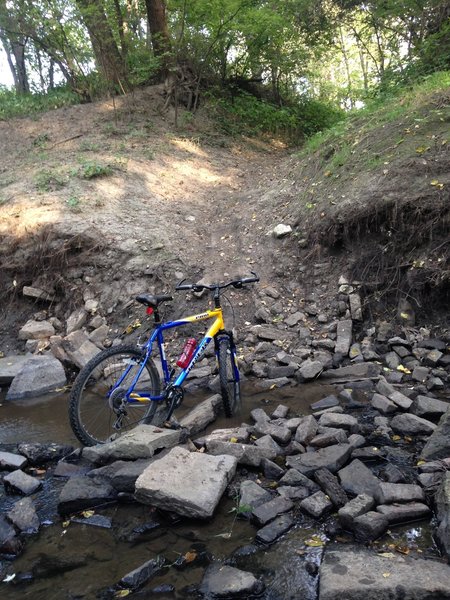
top-left (273, 224), bottom-right (292, 238)
top-left (349, 293), bottom-right (362, 321)
top-left (254, 421), bottom-right (292, 445)
top-left (206, 440), bottom-right (276, 467)
top-left (179, 394), bottom-right (222, 435)
top-left (276, 485), bottom-right (310, 501)
top-left (279, 469), bottom-right (320, 492)
top-left (286, 444), bottom-right (352, 477)
top-left (17, 442), bottom-right (74, 466)
top-left (376, 502), bottom-right (431, 524)
top-left (271, 404), bottom-right (289, 419)
top-left (310, 428), bottom-right (348, 448)
top-left (6, 497), bottom-right (40, 533)
top-left (251, 497), bottom-right (293, 526)
top-left (111, 459), bottom-right (153, 492)
top-left (239, 481), bottom-right (272, 514)
top-left (375, 378), bottom-right (413, 410)
top-left (0, 515), bottom-right (22, 555)
top-left (390, 413), bottom-right (436, 436)
top-left (89, 325), bottom-right (109, 347)
top-left (371, 393), bottom-right (397, 415)
top-left (58, 476), bottom-right (118, 516)
top-left (6, 354), bottom-right (66, 400)
top-left (261, 458), bottom-right (285, 480)
top-left (295, 415), bottom-right (318, 445)
top-left (319, 546), bottom-right (450, 600)
top-left (412, 395), bottom-right (449, 420)
top-left (200, 564), bottom-right (264, 598)
top-left (353, 511), bottom-right (389, 541)
top-left (0, 355), bottom-right (31, 384)
top-left (120, 555), bottom-right (166, 590)
top-left (250, 408), bottom-right (270, 423)
top-left (195, 427), bottom-right (250, 447)
top-left (314, 468), bottom-right (348, 508)
top-left (22, 286), bottom-right (55, 302)
top-left (18, 320), bottom-right (55, 340)
top-left (338, 459), bottom-right (381, 498)
top-left (298, 359), bottom-right (323, 380)
top-left (318, 413), bottom-right (358, 431)
top-left (135, 447), bottom-right (237, 519)
top-left (66, 308), bottom-right (88, 335)
top-left (255, 376), bottom-right (291, 389)
top-left (284, 312), bottom-right (305, 327)
top-left (418, 338), bottom-right (447, 351)
top-left (335, 320), bottom-right (352, 356)
top-left (412, 365), bottom-right (430, 383)
top-left (3, 470), bottom-right (42, 495)
top-left (376, 482), bottom-right (425, 504)
top-left (338, 494), bottom-right (375, 530)
top-left (0, 451), bottom-right (28, 470)
top-left (254, 435), bottom-right (283, 455)
top-left (255, 514), bottom-right (294, 545)
top-left (299, 490), bottom-right (333, 518)
top-left (321, 362), bottom-right (382, 382)
top-left (82, 425), bottom-right (181, 464)
top-left (435, 472), bottom-right (450, 560)
top-left (62, 330), bottom-right (100, 369)
top-left (310, 395), bottom-right (339, 411)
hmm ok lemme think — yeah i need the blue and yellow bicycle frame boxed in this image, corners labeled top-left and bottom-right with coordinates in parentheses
top-left (115, 307), bottom-right (238, 405)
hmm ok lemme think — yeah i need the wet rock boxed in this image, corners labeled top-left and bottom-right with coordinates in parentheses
top-left (295, 415), bottom-right (318, 445)
top-left (310, 428), bottom-right (348, 448)
top-left (412, 365), bottom-right (430, 383)
top-left (7, 497), bottom-right (40, 533)
top-left (286, 443), bottom-right (352, 477)
top-left (255, 376), bottom-right (291, 389)
top-left (111, 459), bottom-right (154, 492)
top-left (18, 320), bottom-right (55, 340)
top-left (82, 425), bottom-right (181, 464)
top-left (251, 496), bottom-right (293, 526)
top-left (271, 404), bottom-right (289, 419)
top-left (298, 359), bottom-right (323, 380)
top-left (251, 408), bottom-right (270, 423)
top-left (380, 463), bottom-right (406, 483)
top-left (376, 502), bottom-right (430, 524)
top-left (119, 555), bottom-right (166, 590)
top-left (17, 442), bottom-right (74, 466)
top-left (239, 480), bottom-right (272, 515)
top-left (300, 490), bottom-right (333, 518)
top-left (200, 564), bottom-right (264, 598)
top-left (351, 447), bottom-right (385, 462)
top-left (338, 494), bottom-right (375, 530)
top-left (319, 546), bottom-right (450, 599)
top-left (390, 413), bottom-right (436, 435)
top-left (375, 378), bottom-right (413, 410)
top-left (347, 433), bottom-right (366, 448)
top-left (206, 440), bottom-right (276, 467)
top-left (338, 459), bottom-right (381, 498)
top-left (6, 354), bottom-right (66, 400)
top-left (254, 421), bottom-right (291, 445)
top-left (376, 482), bottom-right (425, 504)
top-left (261, 458), bottom-right (285, 480)
top-left (353, 511), bottom-right (388, 541)
top-left (0, 451), bottom-right (28, 470)
top-left (276, 485), bottom-right (310, 500)
top-left (254, 434), bottom-right (284, 455)
top-left (179, 394), bottom-right (222, 435)
top-left (0, 355), bottom-right (31, 384)
top-left (0, 516), bottom-right (22, 554)
top-left (135, 447), bottom-right (237, 519)
top-left (3, 470), bottom-right (42, 495)
top-left (435, 472), bottom-right (450, 560)
top-left (255, 513), bottom-right (294, 545)
top-left (58, 476), bottom-right (118, 516)
top-left (314, 468), bottom-right (348, 508)
top-left (310, 395), bottom-right (339, 411)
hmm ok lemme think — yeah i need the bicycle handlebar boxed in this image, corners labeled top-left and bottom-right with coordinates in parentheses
top-left (176, 272), bottom-right (259, 292)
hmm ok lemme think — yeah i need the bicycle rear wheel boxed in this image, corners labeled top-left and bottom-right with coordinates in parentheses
top-left (69, 344), bottom-right (161, 446)
top-left (217, 336), bottom-right (241, 417)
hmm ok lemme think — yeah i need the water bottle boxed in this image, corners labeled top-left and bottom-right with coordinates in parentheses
top-left (176, 338), bottom-right (197, 369)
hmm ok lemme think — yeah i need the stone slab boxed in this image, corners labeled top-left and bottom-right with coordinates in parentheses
top-left (6, 354), bottom-right (66, 400)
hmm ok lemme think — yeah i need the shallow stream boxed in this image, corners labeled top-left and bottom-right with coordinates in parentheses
top-left (0, 383), bottom-right (440, 599)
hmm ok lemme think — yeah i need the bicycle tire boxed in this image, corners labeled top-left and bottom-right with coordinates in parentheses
top-left (217, 336), bottom-right (241, 417)
top-left (69, 344), bottom-right (161, 446)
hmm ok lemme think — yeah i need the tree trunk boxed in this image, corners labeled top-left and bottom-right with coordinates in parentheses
top-left (76, 0), bottom-right (129, 90)
top-left (144, 0), bottom-right (171, 73)
top-left (0, 0), bottom-right (29, 93)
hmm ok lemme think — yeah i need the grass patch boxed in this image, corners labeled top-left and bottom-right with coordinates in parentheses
top-left (79, 140), bottom-right (101, 152)
top-left (35, 169), bottom-right (67, 191)
top-left (0, 87), bottom-right (78, 120)
top-left (76, 160), bottom-right (113, 179)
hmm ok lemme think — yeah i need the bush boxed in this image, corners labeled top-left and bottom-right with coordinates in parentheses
top-left (0, 86), bottom-right (78, 120)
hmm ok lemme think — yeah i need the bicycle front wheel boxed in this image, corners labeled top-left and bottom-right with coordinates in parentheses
top-left (69, 345), bottom-right (161, 446)
top-left (217, 336), bottom-right (241, 417)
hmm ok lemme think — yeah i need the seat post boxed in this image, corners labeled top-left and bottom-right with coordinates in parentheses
top-left (153, 309), bottom-right (161, 324)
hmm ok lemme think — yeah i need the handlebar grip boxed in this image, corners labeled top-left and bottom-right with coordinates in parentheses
top-left (176, 284), bottom-right (192, 290)
top-left (241, 276), bottom-right (260, 284)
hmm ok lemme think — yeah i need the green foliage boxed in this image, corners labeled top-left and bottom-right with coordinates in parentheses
top-left (35, 168), bottom-right (67, 191)
top-left (0, 87), bottom-right (78, 120)
top-left (66, 194), bottom-right (81, 211)
top-left (213, 92), bottom-right (343, 143)
top-left (76, 160), bottom-right (113, 179)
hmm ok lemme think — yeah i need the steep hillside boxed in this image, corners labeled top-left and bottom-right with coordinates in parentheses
top-left (0, 75), bottom-right (449, 354)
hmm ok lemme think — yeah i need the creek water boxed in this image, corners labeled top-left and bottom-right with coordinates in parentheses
top-left (0, 382), bottom-right (440, 599)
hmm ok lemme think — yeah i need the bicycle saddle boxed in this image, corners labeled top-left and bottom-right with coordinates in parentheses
top-left (135, 294), bottom-right (173, 308)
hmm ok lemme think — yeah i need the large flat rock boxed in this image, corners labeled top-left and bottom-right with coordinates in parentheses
top-left (179, 394), bottom-right (222, 435)
top-left (420, 407), bottom-right (450, 460)
top-left (6, 354), bottom-right (66, 400)
top-left (286, 444), bottom-right (352, 476)
top-left (82, 425), bottom-right (181, 464)
top-left (319, 547), bottom-right (450, 600)
top-left (135, 446), bottom-right (237, 519)
top-left (0, 355), bottom-right (31, 384)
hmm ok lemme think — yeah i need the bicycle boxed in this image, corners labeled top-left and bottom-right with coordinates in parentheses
top-left (69, 273), bottom-right (259, 446)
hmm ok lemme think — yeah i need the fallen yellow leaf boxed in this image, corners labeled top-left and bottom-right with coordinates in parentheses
top-left (229, 437), bottom-right (238, 443)
top-left (184, 551), bottom-right (197, 563)
top-left (114, 590), bottom-right (131, 598)
top-left (383, 572), bottom-right (391, 578)
top-left (378, 552), bottom-right (396, 558)
top-left (392, 435), bottom-right (401, 442)
top-left (81, 510), bottom-right (95, 518)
